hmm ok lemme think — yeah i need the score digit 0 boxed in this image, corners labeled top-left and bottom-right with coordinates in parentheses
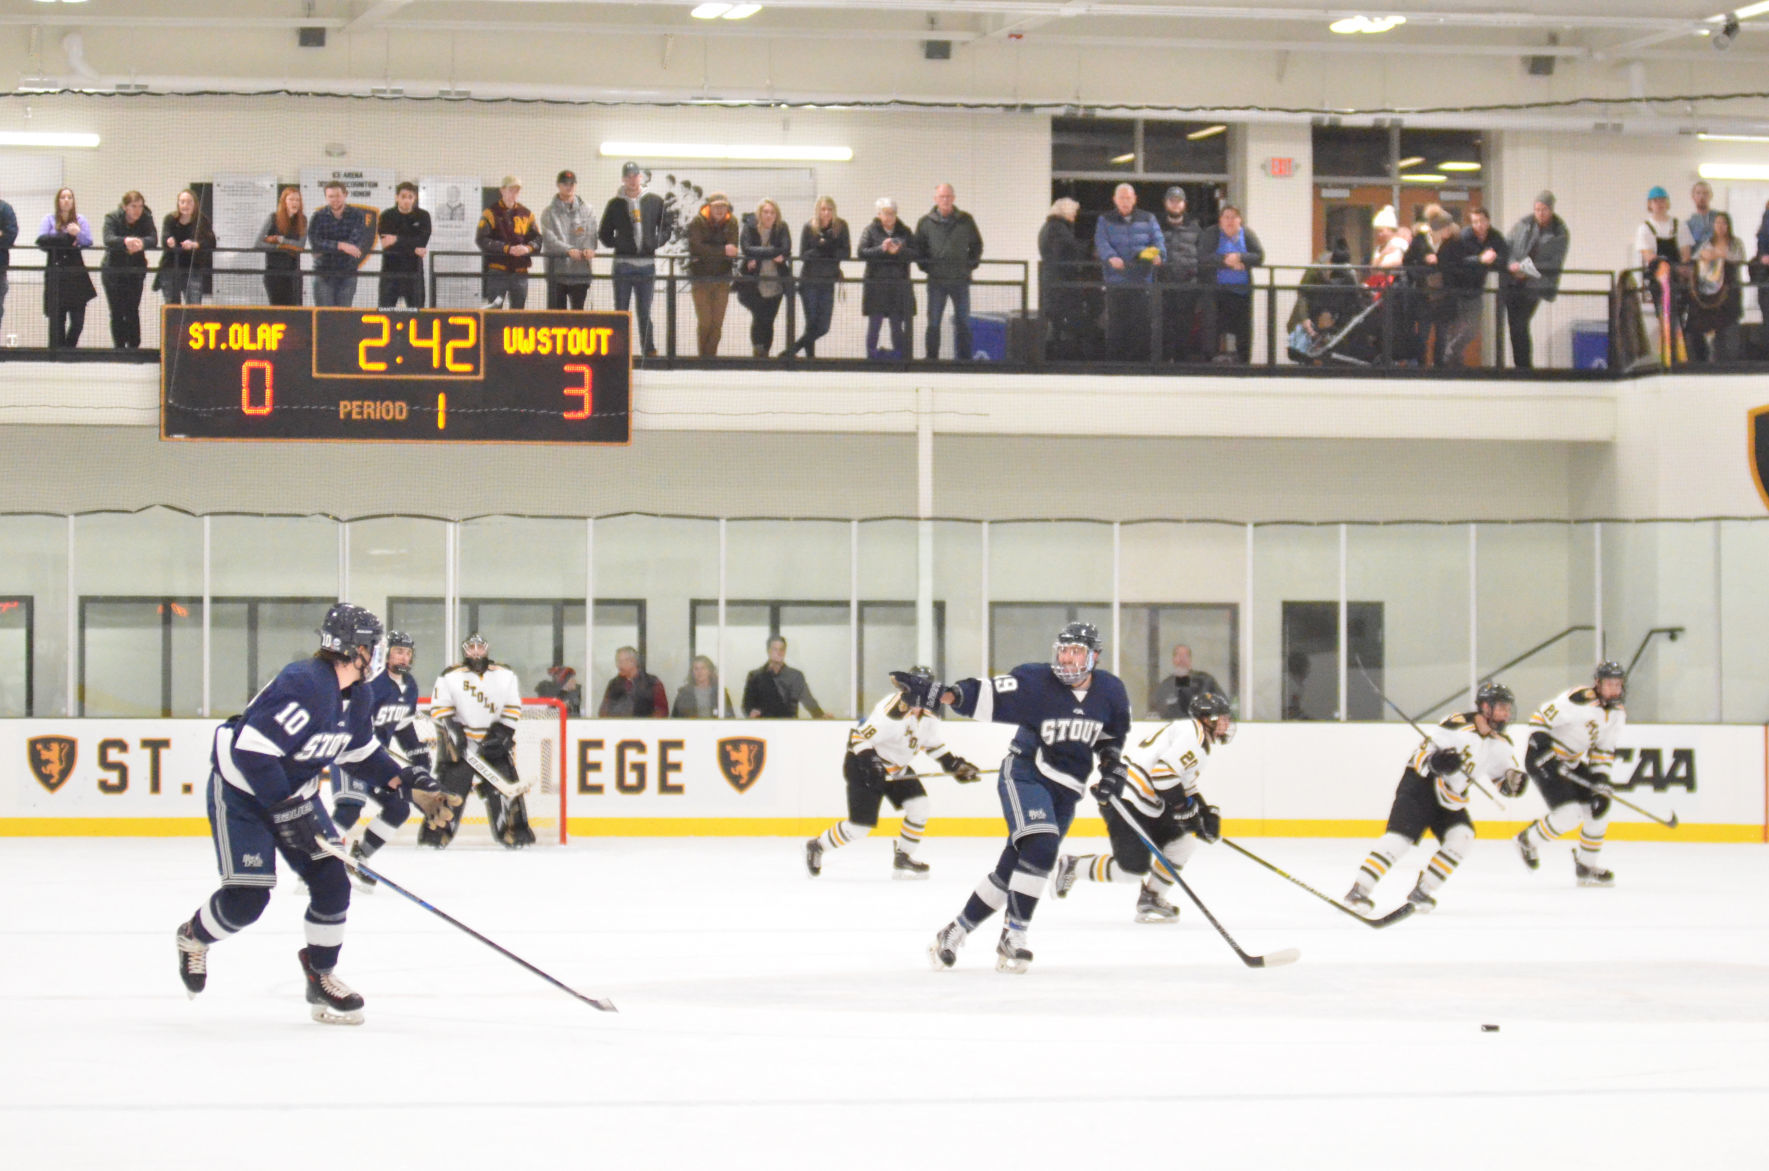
top-left (241, 360), bottom-right (274, 416)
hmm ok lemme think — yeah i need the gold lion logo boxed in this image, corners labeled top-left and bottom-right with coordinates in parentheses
top-left (716, 737), bottom-right (766, 793)
top-left (27, 736), bottom-right (77, 793)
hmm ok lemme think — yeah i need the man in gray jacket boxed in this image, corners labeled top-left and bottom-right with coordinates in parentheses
top-left (912, 183), bottom-right (984, 361)
top-left (541, 170), bottom-right (597, 310)
top-left (1503, 191), bottom-right (1570, 369)
top-left (1158, 186), bottom-right (1203, 363)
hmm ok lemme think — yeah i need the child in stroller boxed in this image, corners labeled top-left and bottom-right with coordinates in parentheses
top-left (1287, 240), bottom-right (1370, 364)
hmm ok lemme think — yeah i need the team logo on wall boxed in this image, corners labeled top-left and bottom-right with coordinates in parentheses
top-left (27, 735), bottom-right (77, 793)
top-left (1750, 405), bottom-right (1769, 511)
top-left (716, 738), bottom-right (766, 793)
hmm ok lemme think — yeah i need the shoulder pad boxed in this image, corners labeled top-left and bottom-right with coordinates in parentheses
top-left (884, 699), bottom-right (907, 721)
top-left (1443, 713), bottom-right (1470, 728)
top-left (1570, 688), bottom-right (1598, 706)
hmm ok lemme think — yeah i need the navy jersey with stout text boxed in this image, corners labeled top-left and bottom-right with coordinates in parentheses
top-left (365, 669), bottom-right (426, 760)
top-left (948, 662), bottom-right (1131, 793)
top-left (212, 658), bottom-right (403, 807)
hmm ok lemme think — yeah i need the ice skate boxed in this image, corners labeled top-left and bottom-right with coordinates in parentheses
top-left (1514, 828), bottom-right (1540, 871)
top-left (348, 843), bottom-right (377, 893)
top-left (175, 920), bottom-right (208, 998)
top-left (1574, 854), bottom-right (1615, 888)
top-left (929, 920), bottom-right (966, 970)
top-left (1406, 880), bottom-right (1438, 914)
top-left (1134, 884), bottom-right (1179, 924)
top-left (804, 837), bottom-right (824, 878)
top-left (891, 845), bottom-right (930, 880)
top-left (994, 928), bottom-right (1033, 974)
top-left (1343, 886), bottom-right (1375, 914)
top-left (298, 948), bottom-right (365, 1026)
top-left (1051, 854), bottom-right (1079, 899)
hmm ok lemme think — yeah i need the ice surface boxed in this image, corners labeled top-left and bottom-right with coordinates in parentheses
top-left (4, 835), bottom-right (1766, 1169)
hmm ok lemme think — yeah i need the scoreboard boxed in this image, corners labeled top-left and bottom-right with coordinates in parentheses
top-left (160, 306), bottom-right (631, 444)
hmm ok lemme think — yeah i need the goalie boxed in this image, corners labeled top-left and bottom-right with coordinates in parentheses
top-left (804, 666), bottom-right (982, 880)
top-left (425, 633), bottom-right (534, 849)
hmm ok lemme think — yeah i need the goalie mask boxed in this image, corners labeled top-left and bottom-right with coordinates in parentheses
top-left (1052, 621), bottom-right (1101, 686)
top-left (1189, 691), bottom-right (1235, 744)
top-left (1475, 681), bottom-right (1515, 732)
top-left (1593, 660), bottom-right (1626, 707)
top-left (318, 603), bottom-right (385, 678)
top-left (462, 633), bottom-right (491, 674)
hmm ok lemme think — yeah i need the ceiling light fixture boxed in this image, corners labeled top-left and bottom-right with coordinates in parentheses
top-left (600, 141), bottom-right (852, 162)
top-left (1698, 161), bottom-right (1769, 180)
top-left (1733, 0), bottom-right (1769, 16)
top-left (1108, 151), bottom-right (1135, 164)
top-left (0, 131), bottom-right (100, 148)
top-left (1186, 124), bottom-right (1228, 141)
top-left (1396, 155), bottom-right (1425, 169)
top-left (1400, 173), bottom-right (1446, 183)
top-left (1439, 161), bottom-right (1482, 171)
top-left (1698, 132), bottom-right (1769, 142)
top-left (1329, 14), bottom-right (1406, 35)
top-left (692, 2), bottom-right (762, 17)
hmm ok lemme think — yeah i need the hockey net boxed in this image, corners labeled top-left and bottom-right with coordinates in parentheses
top-left (403, 697), bottom-right (569, 847)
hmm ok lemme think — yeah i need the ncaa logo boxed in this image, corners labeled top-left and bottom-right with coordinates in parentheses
top-left (716, 738), bottom-right (767, 793)
top-left (27, 736), bottom-right (77, 793)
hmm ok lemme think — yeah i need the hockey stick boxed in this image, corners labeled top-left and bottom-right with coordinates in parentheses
top-left (1219, 837), bottom-right (1415, 928)
top-left (1350, 655), bottom-right (1508, 811)
top-left (1559, 771), bottom-right (1680, 829)
top-left (317, 839), bottom-right (618, 1013)
top-left (1105, 794), bottom-right (1300, 969)
top-left (465, 750), bottom-right (533, 800)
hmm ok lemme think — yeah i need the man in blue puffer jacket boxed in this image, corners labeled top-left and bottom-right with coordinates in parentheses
top-left (1094, 183), bottom-right (1165, 362)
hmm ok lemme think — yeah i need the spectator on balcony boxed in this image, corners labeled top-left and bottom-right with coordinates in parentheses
top-left (101, 190), bottom-right (155, 349)
top-left (534, 665), bottom-right (582, 717)
top-left (859, 197), bottom-right (915, 360)
top-left (598, 647), bottom-right (668, 719)
top-left (1095, 183), bottom-right (1165, 362)
top-left (1401, 205), bottom-right (1457, 366)
top-left (1437, 206), bottom-right (1508, 366)
top-left (913, 183), bottom-right (983, 361)
top-left (1198, 204), bottom-right (1263, 364)
top-left (1686, 211), bottom-right (1746, 362)
top-left (738, 198), bottom-right (792, 358)
top-left (673, 655), bottom-right (735, 719)
top-left (599, 162), bottom-right (665, 357)
top-left (743, 636), bottom-right (825, 719)
top-left (1503, 191), bottom-right (1569, 370)
top-left (376, 181), bottom-right (431, 310)
top-left (1039, 197), bottom-right (1089, 361)
top-left (308, 180), bottom-right (372, 308)
top-left (1159, 186), bottom-right (1204, 363)
top-left (36, 186), bottom-right (94, 349)
top-left (0, 191), bottom-right (16, 337)
top-left (155, 189), bottom-right (215, 309)
top-left (540, 169), bottom-right (595, 311)
top-left (259, 186), bottom-right (307, 306)
top-left (788, 196), bottom-right (850, 359)
top-left (476, 175), bottom-right (540, 310)
top-left (1687, 180), bottom-right (1717, 249)
top-left (1755, 201), bottom-right (1769, 328)
top-left (686, 192), bottom-right (740, 356)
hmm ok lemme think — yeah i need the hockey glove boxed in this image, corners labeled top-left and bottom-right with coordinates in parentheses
top-left (396, 763), bottom-right (438, 792)
top-left (407, 747), bottom-right (434, 774)
top-left (1172, 795), bottom-right (1223, 843)
top-left (938, 753), bottom-right (982, 783)
top-left (1091, 755), bottom-right (1129, 805)
top-left (411, 786), bottom-right (462, 832)
top-left (1498, 768), bottom-right (1529, 799)
top-left (268, 793), bottom-right (336, 861)
top-left (1426, 748), bottom-right (1463, 778)
top-left (858, 753), bottom-right (890, 794)
top-left (479, 722), bottom-right (516, 765)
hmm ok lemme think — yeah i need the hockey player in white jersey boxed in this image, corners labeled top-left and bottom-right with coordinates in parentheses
top-left (1051, 691), bottom-right (1232, 922)
top-left (1344, 682), bottom-right (1524, 915)
top-left (1513, 661), bottom-right (1627, 886)
top-left (425, 633), bottom-right (532, 848)
top-left (804, 667), bottom-right (982, 880)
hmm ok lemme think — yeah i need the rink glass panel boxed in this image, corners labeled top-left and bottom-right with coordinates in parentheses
top-left (1598, 521), bottom-right (1720, 724)
top-left (74, 510), bottom-right (203, 717)
top-left (352, 517), bottom-right (449, 680)
top-left (1718, 520), bottom-right (1769, 722)
top-left (208, 516), bottom-right (339, 713)
top-left (1347, 524), bottom-right (1469, 723)
top-left (717, 520), bottom-right (853, 719)
top-left (0, 515), bottom-right (65, 716)
top-left (1473, 523), bottom-right (1597, 717)
top-left (1250, 524), bottom-right (1339, 722)
top-left (457, 517), bottom-right (591, 702)
top-left (985, 521), bottom-right (1114, 677)
top-left (1117, 522), bottom-right (1245, 719)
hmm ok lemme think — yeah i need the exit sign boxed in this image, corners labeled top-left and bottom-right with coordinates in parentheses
top-left (1266, 157), bottom-right (1295, 178)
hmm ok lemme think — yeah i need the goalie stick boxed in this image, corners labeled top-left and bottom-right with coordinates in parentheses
top-left (1352, 655), bottom-right (1508, 812)
top-left (317, 839), bottom-right (617, 1013)
top-left (465, 749), bottom-right (533, 800)
top-left (1220, 837), bottom-right (1415, 928)
top-left (1106, 794), bottom-right (1301, 970)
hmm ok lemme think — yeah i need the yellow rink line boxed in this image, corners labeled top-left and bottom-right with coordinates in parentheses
top-left (1, 816), bottom-right (1758, 844)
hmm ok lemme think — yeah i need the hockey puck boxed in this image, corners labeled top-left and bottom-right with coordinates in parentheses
top-left (1481, 1024), bottom-right (1500, 1033)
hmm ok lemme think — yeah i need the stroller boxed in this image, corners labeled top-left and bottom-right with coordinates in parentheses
top-left (1287, 243), bottom-right (1377, 365)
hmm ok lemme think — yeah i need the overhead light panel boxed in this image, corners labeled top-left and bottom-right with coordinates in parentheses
top-left (1698, 162), bottom-right (1769, 180)
top-left (692, 2), bottom-right (762, 17)
top-left (0, 131), bottom-right (100, 147)
top-left (1698, 132), bottom-right (1769, 143)
top-left (1400, 173), bottom-right (1446, 184)
top-left (1108, 152), bottom-right (1135, 164)
top-left (1396, 156), bottom-right (1426, 169)
top-left (601, 141), bottom-right (851, 162)
top-left (1439, 161), bottom-right (1482, 172)
top-left (1186, 124), bottom-right (1228, 141)
top-left (1329, 14), bottom-right (1405, 35)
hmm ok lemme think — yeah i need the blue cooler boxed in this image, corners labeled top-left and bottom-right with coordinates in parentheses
top-left (967, 313), bottom-right (1008, 362)
top-left (1571, 320), bottom-right (1609, 370)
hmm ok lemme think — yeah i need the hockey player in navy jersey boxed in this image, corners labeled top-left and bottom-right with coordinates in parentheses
top-left (925, 622), bottom-right (1132, 973)
top-left (173, 604), bottom-right (456, 1024)
top-left (330, 630), bottom-right (434, 891)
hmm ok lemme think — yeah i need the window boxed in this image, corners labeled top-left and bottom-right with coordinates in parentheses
top-left (1052, 118), bottom-right (1233, 246)
top-left (0, 595), bottom-right (32, 716)
top-left (386, 596), bottom-right (644, 705)
top-left (80, 597), bottom-right (204, 717)
top-left (1279, 601), bottom-right (1384, 721)
top-left (989, 602), bottom-right (1237, 716)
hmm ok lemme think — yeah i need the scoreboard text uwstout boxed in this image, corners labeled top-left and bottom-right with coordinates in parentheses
top-left (160, 306), bottom-right (631, 444)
